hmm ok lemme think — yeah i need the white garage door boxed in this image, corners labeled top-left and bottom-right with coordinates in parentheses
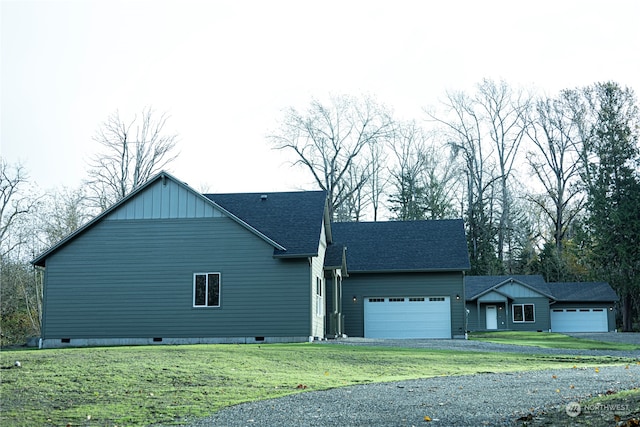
top-left (364, 296), bottom-right (451, 338)
top-left (550, 308), bottom-right (608, 332)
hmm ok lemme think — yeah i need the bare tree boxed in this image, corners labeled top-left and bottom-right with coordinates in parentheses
top-left (421, 142), bottom-right (460, 220)
top-left (38, 187), bottom-right (93, 247)
top-left (0, 160), bottom-right (43, 343)
top-left (0, 160), bottom-right (35, 260)
top-left (526, 93), bottom-right (585, 254)
top-left (427, 89), bottom-right (501, 274)
top-left (387, 121), bottom-right (429, 220)
top-left (86, 107), bottom-right (179, 210)
top-left (476, 79), bottom-right (531, 264)
top-left (364, 137), bottom-right (388, 221)
top-left (269, 95), bottom-right (395, 220)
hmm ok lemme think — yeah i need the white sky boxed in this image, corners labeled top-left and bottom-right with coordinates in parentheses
top-left (2, 0), bottom-right (639, 194)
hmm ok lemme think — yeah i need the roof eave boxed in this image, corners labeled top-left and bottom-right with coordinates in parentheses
top-left (347, 267), bottom-right (469, 274)
top-left (273, 252), bottom-right (318, 259)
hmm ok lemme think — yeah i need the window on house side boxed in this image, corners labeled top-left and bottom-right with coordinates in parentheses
top-left (194, 273), bottom-right (220, 307)
top-left (513, 304), bottom-right (535, 322)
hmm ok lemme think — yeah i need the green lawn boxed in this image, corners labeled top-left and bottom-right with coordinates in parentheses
top-left (468, 331), bottom-right (640, 351)
top-left (0, 343), bottom-right (635, 426)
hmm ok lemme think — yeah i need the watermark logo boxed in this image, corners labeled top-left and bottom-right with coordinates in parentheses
top-left (566, 402), bottom-right (581, 417)
top-left (565, 401), bottom-right (630, 418)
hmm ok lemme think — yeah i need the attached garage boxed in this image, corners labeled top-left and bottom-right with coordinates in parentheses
top-left (364, 296), bottom-right (451, 338)
top-left (550, 308), bottom-right (608, 332)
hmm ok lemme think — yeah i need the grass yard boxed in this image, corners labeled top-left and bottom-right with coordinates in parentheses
top-left (468, 331), bottom-right (640, 351)
top-left (0, 343), bottom-right (635, 427)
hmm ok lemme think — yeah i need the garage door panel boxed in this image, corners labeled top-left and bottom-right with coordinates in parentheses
top-left (364, 297), bottom-right (451, 338)
top-left (550, 308), bottom-right (608, 332)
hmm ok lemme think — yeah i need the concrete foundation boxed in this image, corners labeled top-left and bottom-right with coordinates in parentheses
top-left (40, 336), bottom-right (313, 349)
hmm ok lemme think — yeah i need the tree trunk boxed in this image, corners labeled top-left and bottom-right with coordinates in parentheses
top-left (622, 292), bottom-right (633, 332)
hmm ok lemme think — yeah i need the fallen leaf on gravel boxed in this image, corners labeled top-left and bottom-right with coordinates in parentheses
top-left (552, 375), bottom-right (557, 379)
top-left (570, 385), bottom-right (575, 389)
top-left (595, 367), bottom-right (600, 373)
top-left (517, 414), bottom-right (534, 421)
top-left (556, 389), bottom-right (560, 393)
top-left (423, 415), bottom-right (432, 422)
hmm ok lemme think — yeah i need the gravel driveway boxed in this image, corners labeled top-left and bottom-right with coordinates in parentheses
top-left (186, 336), bottom-right (640, 427)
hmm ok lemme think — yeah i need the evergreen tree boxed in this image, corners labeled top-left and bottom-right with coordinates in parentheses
top-left (580, 82), bottom-right (640, 331)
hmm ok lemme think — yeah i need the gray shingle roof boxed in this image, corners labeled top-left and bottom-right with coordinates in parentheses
top-left (547, 282), bottom-right (618, 302)
top-left (324, 243), bottom-right (347, 273)
top-left (205, 191), bottom-right (328, 257)
top-left (331, 219), bottom-right (470, 272)
top-left (465, 275), bottom-right (618, 302)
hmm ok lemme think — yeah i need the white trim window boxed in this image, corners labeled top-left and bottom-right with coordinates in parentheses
top-left (513, 303), bottom-right (535, 322)
top-left (193, 273), bottom-right (221, 307)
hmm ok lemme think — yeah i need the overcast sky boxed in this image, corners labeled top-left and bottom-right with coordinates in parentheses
top-left (2, 0), bottom-right (639, 194)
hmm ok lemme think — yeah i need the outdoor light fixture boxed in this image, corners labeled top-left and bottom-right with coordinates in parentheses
top-left (609, 307), bottom-right (613, 311)
top-left (352, 296), bottom-right (357, 303)
top-left (455, 294), bottom-right (460, 300)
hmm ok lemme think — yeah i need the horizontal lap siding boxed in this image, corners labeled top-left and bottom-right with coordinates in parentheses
top-left (466, 303), bottom-right (509, 331)
top-left (508, 298), bottom-right (550, 331)
top-left (466, 304), bottom-right (479, 331)
top-left (342, 272), bottom-right (465, 338)
top-left (42, 218), bottom-right (311, 339)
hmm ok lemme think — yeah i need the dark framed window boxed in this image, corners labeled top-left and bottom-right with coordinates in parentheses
top-left (513, 303), bottom-right (535, 322)
top-left (193, 273), bottom-right (220, 307)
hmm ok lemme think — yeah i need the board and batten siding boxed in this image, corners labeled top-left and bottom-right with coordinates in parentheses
top-left (106, 177), bottom-right (224, 220)
top-left (342, 272), bottom-right (465, 338)
top-left (41, 216), bottom-right (312, 345)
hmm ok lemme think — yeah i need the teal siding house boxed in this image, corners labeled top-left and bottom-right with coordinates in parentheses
top-left (32, 172), bottom-right (471, 348)
top-left (466, 276), bottom-right (618, 333)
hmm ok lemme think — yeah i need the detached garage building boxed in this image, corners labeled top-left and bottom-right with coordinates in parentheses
top-left (466, 276), bottom-right (618, 333)
top-left (331, 220), bottom-right (470, 339)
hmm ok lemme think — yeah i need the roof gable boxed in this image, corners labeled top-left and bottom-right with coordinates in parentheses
top-left (32, 171), bottom-right (285, 266)
top-left (205, 191), bottom-right (328, 258)
top-left (465, 275), bottom-right (618, 303)
top-left (465, 275), bottom-right (550, 300)
top-left (331, 219), bottom-right (470, 272)
top-left (106, 177), bottom-right (225, 220)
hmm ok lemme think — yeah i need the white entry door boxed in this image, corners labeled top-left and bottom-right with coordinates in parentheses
top-left (364, 296), bottom-right (451, 338)
top-left (486, 305), bottom-right (498, 329)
